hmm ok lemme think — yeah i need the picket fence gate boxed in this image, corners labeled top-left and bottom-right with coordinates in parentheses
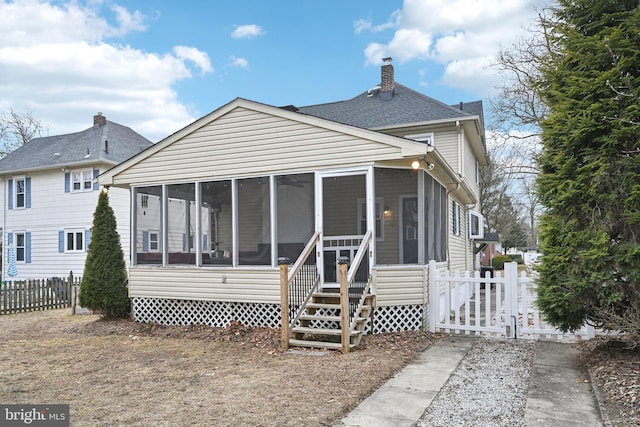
top-left (428, 261), bottom-right (595, 340)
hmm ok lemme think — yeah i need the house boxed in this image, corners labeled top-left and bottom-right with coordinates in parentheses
top-left (98, 60), bottom-right (489, 345)
top-left (0, 113), bottom-right (153, 281)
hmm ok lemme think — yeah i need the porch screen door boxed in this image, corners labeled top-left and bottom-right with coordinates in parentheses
top-left (319, 171), bottom-right (370, 287)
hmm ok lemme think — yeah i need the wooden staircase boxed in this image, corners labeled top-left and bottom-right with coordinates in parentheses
top-left (288, 291), bottom-right (374, 351)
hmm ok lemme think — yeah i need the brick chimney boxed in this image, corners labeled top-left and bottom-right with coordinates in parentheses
top-left (380, 57), bottom-right (394, 100)
top-left (93, 112), bottom-right (106, 127)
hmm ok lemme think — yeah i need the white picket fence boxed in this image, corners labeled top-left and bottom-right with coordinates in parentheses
top-left (428, 261), bottom-right (595, 340)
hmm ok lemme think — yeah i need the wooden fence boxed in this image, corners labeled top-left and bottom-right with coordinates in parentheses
top-left (0, 272), bottom-right (80, 315)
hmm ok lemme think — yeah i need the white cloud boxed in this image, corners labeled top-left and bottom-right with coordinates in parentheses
top-left (231, 24), bottom-right (265, 39)
top-left (109, 4), bottom-right (146, 36)
top-left (361, 0), bottom-right (544, 95)
top-left (0, 0), bottom-right (214, 141)
top-left (174, 46), bottom-right (214, 74)
top-left (353, 11), bottom-right (399, 34)
top-left (229, 56), bottom-right (249, 69)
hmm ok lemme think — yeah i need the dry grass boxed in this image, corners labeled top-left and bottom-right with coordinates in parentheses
top-left (0, 309), bottom-right (440, 426)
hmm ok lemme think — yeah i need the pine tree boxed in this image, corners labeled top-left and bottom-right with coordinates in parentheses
top-left (536, 0), bottom-right (640, 334)
top-left (79, 190), bottom-right (130, 318)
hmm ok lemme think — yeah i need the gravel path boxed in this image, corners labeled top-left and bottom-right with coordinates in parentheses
top-left (417, 339), bottom-right (535, 427)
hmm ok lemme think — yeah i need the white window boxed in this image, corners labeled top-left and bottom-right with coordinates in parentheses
top-left (15, 177), bottom-right (26, 208)
top-left (452, 201), bottom-right (461, 236)
top-left (358, 198), bottom-right (383, 240)
top-left (72, 171), bottom-right (93, 192)
top-left (149, 231), bottom-right (160, 252)
top-left (66, 229), bottom-right (84, 252)
top-left (15, 232), bottom-right (26, 262)
top-left (405, 132), bottom-right (435, 146)
top-left (468, 210), bottom-right (484, 239)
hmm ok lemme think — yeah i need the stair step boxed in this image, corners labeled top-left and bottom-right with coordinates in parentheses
top-left (289, 339), bottom-right (348, 351)
top-left (306, 302), bottom-right (341, 310)
top-left (291, 326), bottom-right (360, 337)
top-left (300, 313), bottom-right (341, 322)
top-left (312, 292), bottom-right (341, 299)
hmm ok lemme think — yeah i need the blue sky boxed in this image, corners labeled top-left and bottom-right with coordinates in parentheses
top-left (0, 0), bottom-right (546, 142)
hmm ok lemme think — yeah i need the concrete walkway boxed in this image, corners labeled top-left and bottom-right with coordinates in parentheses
top-left (337, 335), bottom-right (476, 427)
top-left (335, 335), bottom-right (603, 427)
top-left (525, 341), bottom-right (603, 426)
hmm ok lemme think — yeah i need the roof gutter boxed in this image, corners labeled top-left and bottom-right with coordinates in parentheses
top-left (370, 115), bottom-right (480, 132)
top-left (0, 159), bottom-right (118, 176)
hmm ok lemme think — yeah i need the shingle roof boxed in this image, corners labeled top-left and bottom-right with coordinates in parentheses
top-left (296, 83), bottom-right (479, 129)
top-left (0, 119), bottom-right (153, 174)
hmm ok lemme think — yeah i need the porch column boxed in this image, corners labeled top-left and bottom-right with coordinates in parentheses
top-left (339, 256), bottom-right (350, 354)
top-left (279, 257), bottom-right (291, 350)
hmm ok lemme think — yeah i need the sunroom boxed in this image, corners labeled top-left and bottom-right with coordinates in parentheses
top-left (99, 98), bottom-right (482, 341)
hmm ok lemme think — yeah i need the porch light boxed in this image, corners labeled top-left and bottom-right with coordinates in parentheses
top-left (411, 158), bottom-right (435, 171)
top-left (383, 206), bottom-right (392, 218)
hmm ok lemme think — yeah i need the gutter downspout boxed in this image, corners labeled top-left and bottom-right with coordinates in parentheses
top-left (1, 177), bottom-right (4, 283)
top-left (456, 121), bottom-right (463, 175)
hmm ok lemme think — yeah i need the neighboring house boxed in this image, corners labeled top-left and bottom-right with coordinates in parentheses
top-left (0, 113), bottom-right (153, 281)
top-left (99, 60), bottom-right (489, 337)
top-left (476, 232), bottom-right (501, 268)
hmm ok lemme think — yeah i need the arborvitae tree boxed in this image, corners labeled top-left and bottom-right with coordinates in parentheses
top-left (79, 190), bottom-right (130, 318)
top-left (536, 0), bottom-right (640, 335)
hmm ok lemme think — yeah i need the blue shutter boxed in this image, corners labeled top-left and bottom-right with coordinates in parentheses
top-left (7, 232), bottom-right (13, 246)
top-left (202, 234), bottom-right (208, 251)
top-left (93, 169), bottom-right (99, 191)
top-left (25, 232), bottom-right (31, 263)
top-left (182, 234), bottom-right (187, 251)
top-left (142, 231), bottom-right (149, 252)
top-left (64, 173), bottom-right (70, 193)
top-left (25, 177), bottom-right (31, 208)
top-left (85, 229), bottom-right (92, 252)
top-left (58, 231), bottom-right (64, 253)
top-left (8, 179), bottom-right (13, 210)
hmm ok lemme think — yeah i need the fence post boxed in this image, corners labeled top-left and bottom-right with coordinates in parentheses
top-left (428, 260), bottom-right (437, 333)
top-left (339, 256), bottom-right (350, 354)
top-left (504, 262), bottom-right (518, 338)
top-left (278, 258), bottom-right (290, 351)
top-left (69, 271), bottom-right (76, 314)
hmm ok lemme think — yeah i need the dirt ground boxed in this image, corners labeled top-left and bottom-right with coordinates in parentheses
top-left (1, 310), bottom-right (637, 426)
top-left (579, 336), bottom-right (640, 426)
top-left (0, 309), bottom-right (440, 426)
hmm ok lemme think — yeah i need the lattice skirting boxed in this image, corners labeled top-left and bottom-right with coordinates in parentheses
top-left (131, 298), bottom-right (282, 328)
top-left (131, 298), bottom-right (428, 333)
top-left (371, 304), bottom-right (425, 333)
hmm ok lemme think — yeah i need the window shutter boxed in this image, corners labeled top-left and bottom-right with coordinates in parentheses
top-left (64, 173), bottom-right (70, 193)
top-left (25, 232), bottom-right (31, 263)
top-left (142, 231), bottom-right (149, 252)
top-left (8, 179), bottom-right (13, 210)
top-left (25, 177), bottom-right (31, 208)
top-left (58, 231), bottom-right (64, 253)
top-left (7, 232), bottom-right (13, 246)
top-left (93, 169), bottom-right (99, 191)
top-left (202, 234), bottom-right (208, 251)
top-left (182, 234), bottom-right (187, 252)
top-left (85, 229), bottom-right (92, 252)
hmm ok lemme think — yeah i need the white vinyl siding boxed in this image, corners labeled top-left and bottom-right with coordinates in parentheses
top-left (128, 267), bottom-right (281, 303)
top-left (110, 107), bottom-right (407, 186)
top-left (464, 135), bottom-right (480, 196)
top-left (374, 266), bottom-right (427, 306)
top-left (2, 169), bottom-right (131, 279)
